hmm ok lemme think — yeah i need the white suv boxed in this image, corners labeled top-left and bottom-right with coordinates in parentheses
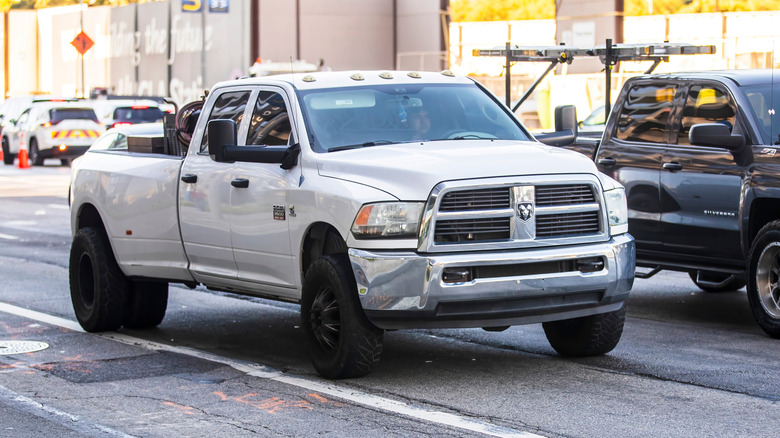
top-left (4, 101), bottom-right (104, 166)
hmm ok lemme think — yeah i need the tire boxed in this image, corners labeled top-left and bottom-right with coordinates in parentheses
top-left (29, 139), bottom-right (44, 166)
top-left (301, 254), bottom-right (383, 379)
top-left (69, 227), bottom-right (128, 332)
top-left (688, 271), bottom-right (745, 293)
top-left (746, 221), bottom-right (780, 338)
top-left (123, 280), bottom-right (168, 329)
top-left (2, 137), bottom-right (13, 165)
top-left (543, 304), bottom-right (625, 357)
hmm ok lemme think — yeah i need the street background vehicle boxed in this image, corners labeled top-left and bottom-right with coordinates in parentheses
top-left (3, 101), bottom-right (103, 166)
top-left (554, 69), bottom-right (780, 338)
top-left (91, 99), bottom-right (165, 129)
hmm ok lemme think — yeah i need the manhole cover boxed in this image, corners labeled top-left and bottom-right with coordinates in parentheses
top-left (0, 341), bottom-right (49, 355)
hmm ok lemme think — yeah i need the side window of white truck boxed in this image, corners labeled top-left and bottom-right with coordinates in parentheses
top-left (246, 91), bottom-right (292, 146)
top-left (199, 90), bottom-right (252, 153)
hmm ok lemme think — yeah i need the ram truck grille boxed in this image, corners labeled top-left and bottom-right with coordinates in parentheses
top-left (432, 183), bottom-right (603, 246)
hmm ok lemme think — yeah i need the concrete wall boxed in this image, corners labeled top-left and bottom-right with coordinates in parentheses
top-left (258, 0), bottom-right (297, 65)
top-left (396, 0), bottom-right (444, 71)
top-left (3, 0), bottom-right (446, 101)
top-left (7, 10), bottom-right (39, 97)
top-left (256, 0), bottom-right (444, 71)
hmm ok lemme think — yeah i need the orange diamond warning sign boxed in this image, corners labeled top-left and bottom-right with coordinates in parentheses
top-left (71, 31), bottom-right (94, 55)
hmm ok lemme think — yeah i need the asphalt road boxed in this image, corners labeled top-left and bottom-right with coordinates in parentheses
top-left (0, 164), bottom-right (778, 438)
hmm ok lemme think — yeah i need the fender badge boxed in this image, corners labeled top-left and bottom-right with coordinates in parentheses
top-left (273, 205), bottom-right (286, 221)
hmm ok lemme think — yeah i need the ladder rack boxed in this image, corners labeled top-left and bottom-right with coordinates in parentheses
top-left (473, 40), bottom-right (716, 116)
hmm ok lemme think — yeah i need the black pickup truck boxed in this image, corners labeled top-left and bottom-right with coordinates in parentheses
top-left (559, 69), bottom-right (780, 338)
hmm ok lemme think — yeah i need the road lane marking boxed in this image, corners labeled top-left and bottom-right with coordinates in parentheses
top-left (0, 384), bottom-right (135, 438)
top-left (0, 302), bottom-right (544, 438)
top-left (0, 233), bottom-right (20, 240)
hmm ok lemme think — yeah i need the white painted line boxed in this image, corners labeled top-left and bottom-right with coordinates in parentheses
top-left (0, 302), bottom-right (544, 438)
top-left (0, 233), bottom-right (19, 240)
top-left (0, 384), bottom-right (135, 438)
top-left (0, 303), bottom-right (83, 332)
top-left (47, 204), bottom-right (70, 210)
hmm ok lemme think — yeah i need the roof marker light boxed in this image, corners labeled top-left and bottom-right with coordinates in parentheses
top-left (379, 72), bottom-right (393, 79)
top-left (407, 72), bottom-right (421, 79)
top-left (350, 73), bottom-right (365, 81)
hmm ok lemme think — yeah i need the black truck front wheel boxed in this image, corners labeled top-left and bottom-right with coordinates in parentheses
top-left (747, 221), bottom-right (780, 338)
top-left (69, 227), bottom-right (128, 332)
top-left (543, 304), bottom-right (625, 357)
top-left (301, 254), bottom-right (383, 379)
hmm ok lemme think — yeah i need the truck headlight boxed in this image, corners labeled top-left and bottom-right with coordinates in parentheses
top-left (351, 202), bottom-right (423, 239)
top-left (604, 188), bottom-right (628, 235)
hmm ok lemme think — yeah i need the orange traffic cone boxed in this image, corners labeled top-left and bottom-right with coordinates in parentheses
top-left (17, 148), bottom-right (30, 169)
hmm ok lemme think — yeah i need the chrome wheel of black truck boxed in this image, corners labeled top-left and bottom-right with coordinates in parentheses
top-left (747, 222), bottom-right (780, 338)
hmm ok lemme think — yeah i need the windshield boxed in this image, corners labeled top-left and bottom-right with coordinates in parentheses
top-left (741, 83), bottom-right (780, 145)
top-left (113, 107), bottom-right (164, 123)
top-left (298, 83), bottom-right (531, 152)
top-left (50, 108), bottom-right (98, 123)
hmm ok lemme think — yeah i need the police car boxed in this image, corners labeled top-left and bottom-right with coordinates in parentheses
top-left (4, 101), bottom-right (104, 166)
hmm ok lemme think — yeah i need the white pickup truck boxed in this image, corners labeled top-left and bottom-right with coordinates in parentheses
top-left (69, 71), bottom-right (635, 378)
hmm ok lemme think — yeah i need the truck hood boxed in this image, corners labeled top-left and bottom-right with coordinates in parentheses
top-left (315, 140), bottom-right (600, 200)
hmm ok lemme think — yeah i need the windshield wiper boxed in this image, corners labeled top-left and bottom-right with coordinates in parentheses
top-left (450, 134), bottom-right (495, 140)
top-left (328, 140), bottom-right (397, 152)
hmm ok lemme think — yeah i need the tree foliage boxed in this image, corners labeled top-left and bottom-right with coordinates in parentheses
top-left (450, 0), bottom-right (555, 22)
top-left (451, 0), bottom-right (780, 21)
top-left (2, 0), bottom-right (157, 11)
top-left (676, 0), bottom-right (780, 13)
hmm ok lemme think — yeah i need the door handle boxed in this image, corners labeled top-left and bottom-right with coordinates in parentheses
top-left (181, 174), bottom-right (198, 183)
top-left (231, 178), bottom-right (249, 188)
top-left (662, 162), bottom-right (683, 172)
top-left (597, 157), bottom-right (616, 167)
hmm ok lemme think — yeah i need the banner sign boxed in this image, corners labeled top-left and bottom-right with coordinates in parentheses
top-left (209, 0), bottom-right (229, 13)
top-left (182, 0), bottom-right (202, 12)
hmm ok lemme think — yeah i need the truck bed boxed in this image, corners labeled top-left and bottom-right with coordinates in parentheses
top-left (71, 150), bottom-right (193, 282)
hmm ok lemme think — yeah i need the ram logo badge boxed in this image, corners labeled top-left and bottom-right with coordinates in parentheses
top-left (517, 202), bottom-right (534, 221)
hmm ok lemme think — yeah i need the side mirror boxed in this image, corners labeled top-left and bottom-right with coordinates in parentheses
top-left (536, 129), bottom-right (576, 146)
top-left (689, 123), bottom-right (745, 151)
top-left (207, 118), bottom-right (300, 168)
top-left (554, 105), bottom-right (578, 137)
top-left (207, 119), bottom-right (237, 162)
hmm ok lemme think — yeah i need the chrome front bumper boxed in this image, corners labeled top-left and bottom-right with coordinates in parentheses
top-left (348, 234), bottom-right (635, 329)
